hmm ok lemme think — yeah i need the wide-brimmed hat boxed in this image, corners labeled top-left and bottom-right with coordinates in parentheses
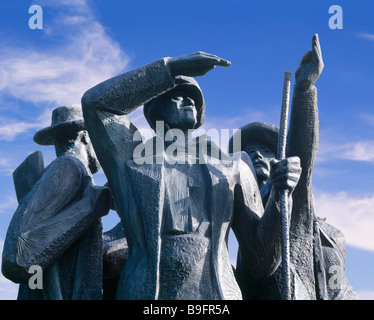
top-left (228, 121), bottom-right (279, 155)
top-left (143, 75), bottom-right (205, 131)
top-left (33, 105), bottom-right (85, 146)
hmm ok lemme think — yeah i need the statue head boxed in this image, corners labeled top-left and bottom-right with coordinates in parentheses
top-left (143, 76), bottom-right (205, 133)
top-left (33, 105), bottom-right (100, 174)
top-left (228, 122), bottom-right (278, 187)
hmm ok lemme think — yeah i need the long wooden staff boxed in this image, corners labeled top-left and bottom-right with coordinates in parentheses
top-left (277, 71), bottom-right (292, 300)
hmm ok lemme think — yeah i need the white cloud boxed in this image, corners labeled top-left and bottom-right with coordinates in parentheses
top-left (357, 33), bottom-right (374, 41)
top-left (357, 290), bottom-right (374, 300)
top-left (0, 157), bottom-right (12, 174)
top-left (0, 195), bottom-right (17, 215)
top-left (318, 140), bottom-right (374, 163)
top-left (360, 114), bottom-right (374, 126)
top-left (0, 108), bottom-right (51, 142)
top-left (0, 0), bottom-right (130, 141)
top-left (314, 191), bottom-right (374, 251)
top-left (342, 141), bottom-right (374, 162)
top-left (0, 120), bottom-right (42, 142)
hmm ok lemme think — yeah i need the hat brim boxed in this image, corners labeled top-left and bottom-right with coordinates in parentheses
top-left (33, 120), bottom-right (85, 146)
top-left (228, 122), bottom-right (279, 155)
top-left (144, 83), bottom-right (205, 131)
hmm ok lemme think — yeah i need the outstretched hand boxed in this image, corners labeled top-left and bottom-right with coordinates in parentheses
top-left (294, 34), bottom-right (324, 92)
top-left (167, 51), bottom-right (231, 78)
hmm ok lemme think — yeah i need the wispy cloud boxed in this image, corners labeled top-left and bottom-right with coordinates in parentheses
top-left (0, 0), bottom-right (130, 141)
top-left (0, 156), bottom-right (14, 176)
top-left (357, 290), bottom-right (374, 300)
top-left (0, 195), bottom-right (17, 215)
top-left (314, 191), bottom-right (374, 251)
top-left (318, 140), bottom-right (374, 163)
top-left (360, 113), bottom-right (374, 126)
top-left (0, 108), bottom-right (52, 142)
top-left (0, 157), bottom-right (11, 170)
top-left (341, 141), bottom-right (374, 162)
top-left (357, 33), bottom-right (374, 41)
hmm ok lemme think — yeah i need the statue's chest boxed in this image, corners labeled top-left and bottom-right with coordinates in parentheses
top-left (162, 163), bottom-right (210, 235)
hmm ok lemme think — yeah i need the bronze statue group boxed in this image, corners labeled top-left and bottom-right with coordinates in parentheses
top-left (2, 34), bottom-right (358, 300)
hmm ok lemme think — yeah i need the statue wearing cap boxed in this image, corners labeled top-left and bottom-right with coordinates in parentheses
top-left (229, 121), bottom-right (279, 205)
top-left (82, 52), bottom-right (302, 299)
top-left (230, 36), bottom-right (358, 300)
top-left (2, 105), bottom-right (111, 300)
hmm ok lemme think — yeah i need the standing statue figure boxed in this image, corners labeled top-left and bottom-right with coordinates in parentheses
top-left (81, 51), bottom-right (302, 300)
top-left (2, 105), bottom-right (110, 300)
top-left (229, 35), bottom-right (358, 300)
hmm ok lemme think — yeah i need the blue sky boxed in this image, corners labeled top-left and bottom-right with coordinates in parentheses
top-left (0, 0), bottom-right (373, 299)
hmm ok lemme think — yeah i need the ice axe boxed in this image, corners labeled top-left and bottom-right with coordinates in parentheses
top-left (277, 71), bottom-right (292, 300)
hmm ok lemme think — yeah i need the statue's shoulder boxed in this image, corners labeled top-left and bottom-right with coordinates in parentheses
top-left (38, 155), bottom-right (89, 194)
top-left (48, 154), bottom-right (83, 169)
top-left (318, 220), bottom-right (345, 243)
top-left (318, 219), bottom-right (346, 259)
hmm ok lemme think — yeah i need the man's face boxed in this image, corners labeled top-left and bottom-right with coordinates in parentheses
top-left (155, 90), bottom-right (198, 131)
top-left (244, 142), bottom-right (275, 181)
top-left (54, 130), bottom-right (100, 174)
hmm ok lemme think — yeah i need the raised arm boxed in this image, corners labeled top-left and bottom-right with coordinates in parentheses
top-left (82, 59), bottom-right (174, 116)
top-left (81, 52), bottom-right (230, 180)
top-left (82, 52), bottom-right (230, 115)
top-left (285, 34), bottom-right (324, 298)
top-left (81, 58), bottom-right (175, 178)
top-left (287, 34), bottom-right (323, 234)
